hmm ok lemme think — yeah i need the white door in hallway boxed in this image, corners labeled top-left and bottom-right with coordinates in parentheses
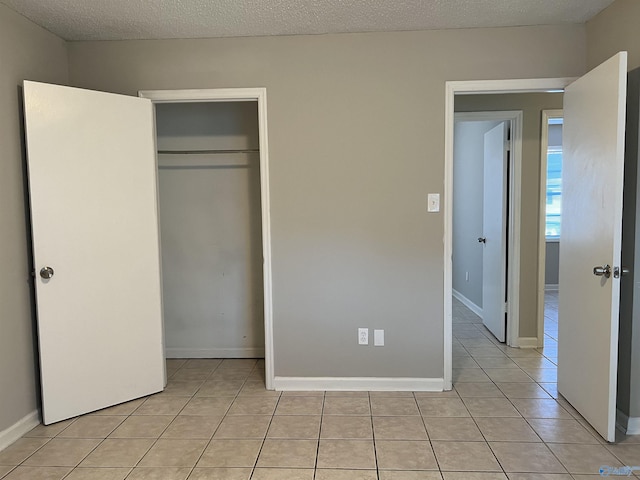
top-left (557, 52), bottom-right (627, 442)
top-left (481, 122), bottom-right (508, 342)
top-left (23, 81), bottom-right (165, 424)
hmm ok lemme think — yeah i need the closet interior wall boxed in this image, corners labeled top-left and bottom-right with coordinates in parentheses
top-left (155, 101), bottom-right (265, 358)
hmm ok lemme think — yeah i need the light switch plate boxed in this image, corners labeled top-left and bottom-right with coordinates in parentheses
top-left (374, 329), bottom-right (384, 346)
top-left (428, 193), bottom-right (440, 212)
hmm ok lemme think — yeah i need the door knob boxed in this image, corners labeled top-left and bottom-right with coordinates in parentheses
top-left (478, 237), bottom-right (486, 244)
top-left (593, 264), bottom-right (611, 278)
top-left (40, 266), bottom-right (54, 279)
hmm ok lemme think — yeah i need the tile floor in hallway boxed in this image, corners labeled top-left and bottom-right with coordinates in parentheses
top-left (1, 297), bottom-right (639, 479)
top-left (543, 289), bottom-right (559, 353)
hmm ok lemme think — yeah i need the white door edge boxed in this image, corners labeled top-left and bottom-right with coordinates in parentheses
top-left (139, 88), bottom-right (275, 391)
top-left (444, 77), bottom-right (576, 390)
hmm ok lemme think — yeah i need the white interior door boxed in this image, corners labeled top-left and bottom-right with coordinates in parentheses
top-left (23, 81), bottom-right (165, 425)
top-left (557, 52), bottom-right (627, 442)
top-left (482, 122), bottom-right (508, 342)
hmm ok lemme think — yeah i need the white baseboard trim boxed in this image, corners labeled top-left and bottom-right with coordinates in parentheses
top-left (617, 409), bottom-right (640, 435)
top-left (517, 337), bottom-right (540, 349)
top-left (165, 347), bottom-right (265, 359)
top-left (273, 377), bottom-right (444, 392)
top-left (629, 417), bottom-right (640, 435)
top-left (452, 289), bottom-right (483, 318)
top-left (544, 284), bottom-right (559, 292)
top-left (0, 410), bottom-right (40, 452)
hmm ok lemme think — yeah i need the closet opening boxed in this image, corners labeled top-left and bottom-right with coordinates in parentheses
top-left (140, 89), bottom-right (275, 389)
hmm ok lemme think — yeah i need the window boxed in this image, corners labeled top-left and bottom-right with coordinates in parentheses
top-left (545, 117), bottom-right (563, 240)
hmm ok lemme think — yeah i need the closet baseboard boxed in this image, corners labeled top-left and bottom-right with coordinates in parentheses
top-left (617, 409), bottom-right (640, 435)
top-left (273, 376), bottom-right (444, 392)
top-left (165, 347), bottom-right (265, 359)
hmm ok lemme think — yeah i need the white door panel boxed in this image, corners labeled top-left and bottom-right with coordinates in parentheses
top-left (558, 52), bottom-right (627, 442)
top-left (482, 122), bottom-right (508, 342)
top-left (23, 81), bottom-right (165, 424)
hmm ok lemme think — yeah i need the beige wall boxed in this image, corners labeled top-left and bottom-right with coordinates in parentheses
top-left (587, 0), bottom-right (640, 71)
top-left (67, 26), bottom-right (585, 378)
top-left (0, 5), bottom-right (68, 432)
top-left (455, 93), bottom-right (563, 338)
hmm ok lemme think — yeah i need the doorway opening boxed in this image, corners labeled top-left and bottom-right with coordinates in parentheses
top-left (452, 112), bottom-right (519, 344)
top-left (443, 78), bottom-right (573, 391)
top-left (448, 88), bottom-right (570, 442)
top-left (448, 54), bottom-right (630, 443)
top-left (537, 110), bottom-right (564, 355)
top-left (139, 88), bottom-right (275, 390)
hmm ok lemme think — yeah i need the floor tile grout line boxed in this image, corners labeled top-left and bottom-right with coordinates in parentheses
top-left (118, 359), bottom-right (226, 477)
top-left (312, 391), bottom-right (326, 480)
top-left (17, 424), bottom-right (115, 474)
top-left (186, 359), bottom-right (262, 477)
top-left (124, 386), bottom-right (197, 477)
top-left (366, 391), bottom-right (381, 479)
top-left (455, 384), bottom-right (508, 476)
top-left (248, 364), bottom-right (282, 479)
top-left (4, 434), bottom-right (53, 468)
top-left (414, 391), bottom-right (441, 475)
top-left (57, 415), bottom-right (132, 480)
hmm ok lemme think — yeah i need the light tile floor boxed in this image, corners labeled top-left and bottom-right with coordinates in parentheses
top-left (1, 297), bottom-right (640, 479)
top-left (543, 289), bottom-right (559, 356)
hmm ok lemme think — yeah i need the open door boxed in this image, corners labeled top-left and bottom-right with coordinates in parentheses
top-left (557, 52), bottom-right (627, 442)
top-left (482, 122), bottom-right (508, 342)
top-left (23, 81), bottom-right (165, 424)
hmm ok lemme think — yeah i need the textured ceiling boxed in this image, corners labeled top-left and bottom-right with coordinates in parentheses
top-left (0, 0), bottom-right (616, 41)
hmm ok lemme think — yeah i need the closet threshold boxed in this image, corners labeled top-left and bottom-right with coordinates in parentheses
top-left (158, 149), bottom-right (259, 155)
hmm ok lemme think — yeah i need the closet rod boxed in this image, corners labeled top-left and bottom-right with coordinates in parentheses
top-left (158, 149), bottom-right (259, 155)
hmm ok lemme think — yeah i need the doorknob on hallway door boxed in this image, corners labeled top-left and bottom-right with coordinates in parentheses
top-left (593, 264), bottom-right (611, 278)
top-left (478, 237), bottom-right (486, 243)
top-left (40, 266), bottom-right (54, 279)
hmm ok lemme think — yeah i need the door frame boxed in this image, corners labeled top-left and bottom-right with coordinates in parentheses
top-left (139, 87), bottom-right (275, 390)
top-left (537, 109), bottom-right (564, 348)
top-left (444, 78), bottom-right (576, 389)
top-left (453, 111), bottom-right (522, 343)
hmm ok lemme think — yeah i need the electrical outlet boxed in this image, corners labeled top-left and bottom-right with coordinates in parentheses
top-left (374, 329), bottom-right (384, 346)
top-left (358, 328), bottom-right (369, 345)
